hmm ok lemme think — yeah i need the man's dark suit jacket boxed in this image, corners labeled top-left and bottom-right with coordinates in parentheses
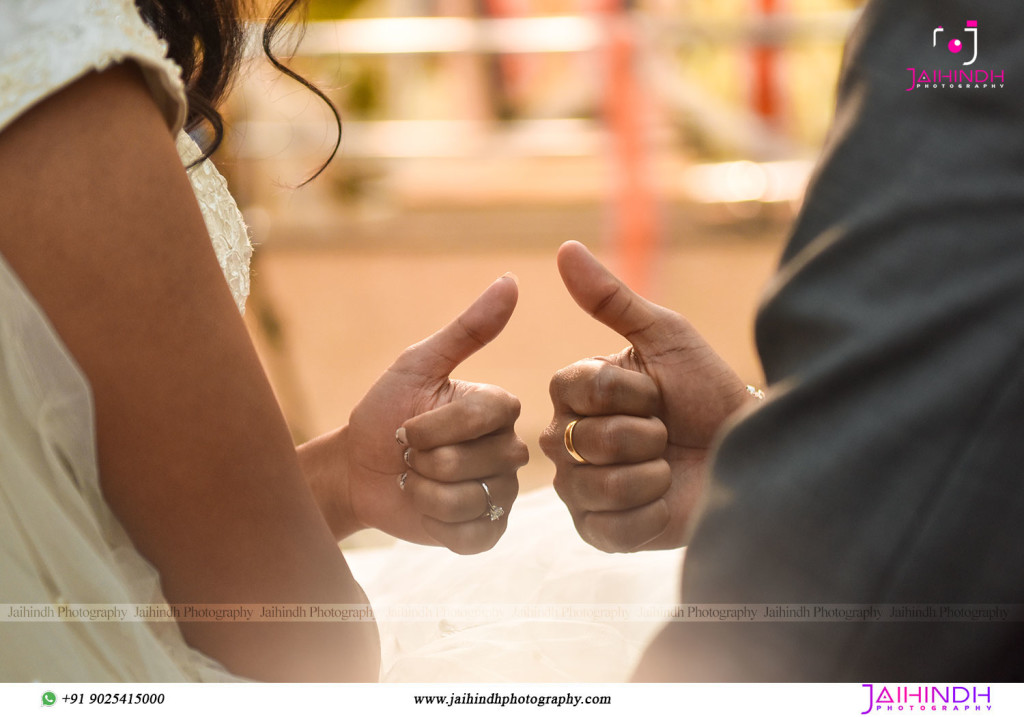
top-left (636, 0), bottom-right (1024, 681)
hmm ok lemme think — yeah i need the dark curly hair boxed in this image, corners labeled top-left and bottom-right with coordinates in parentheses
top-left (134, 0), bottom-right (340, 181)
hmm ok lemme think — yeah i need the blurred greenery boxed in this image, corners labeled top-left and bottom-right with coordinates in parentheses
top-left (307, 0), bottom-right (366, 21)
top-left (342, 60), bottom-right (382, 116)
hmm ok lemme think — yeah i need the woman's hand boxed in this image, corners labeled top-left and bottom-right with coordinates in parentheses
top-left (306, 274), bottom-right (528, 554)
top-left (540, 242), bottom-right (756, 552)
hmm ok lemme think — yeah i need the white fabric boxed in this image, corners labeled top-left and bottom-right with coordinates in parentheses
top-left (0, 0), bottom-right (680, 684)
top-left (0, 0), bottom-right (247, 682)
top-left (176, 134), bottom-right (253, 315)
top-left (347, 489), bottom-right (683, 682)
top-left (0, 0), bottom-right (186, 135)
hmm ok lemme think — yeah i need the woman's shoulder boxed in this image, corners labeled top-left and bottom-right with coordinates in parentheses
top-left (0, 0), bottom-right (186, 137)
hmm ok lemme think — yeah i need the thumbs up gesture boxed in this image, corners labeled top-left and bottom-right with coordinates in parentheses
top-left (541, 242), bottom-right (756, 552)
top-left (313, 274), bottom-right (528, 554)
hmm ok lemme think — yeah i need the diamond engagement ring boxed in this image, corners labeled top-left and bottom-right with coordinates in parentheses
top-left (479, 480), bottom-right (504, 521)
top-left (563, 419), bottom-right (589, 465)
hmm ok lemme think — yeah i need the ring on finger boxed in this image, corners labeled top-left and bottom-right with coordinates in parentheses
top-left (479, 480), bottom-right (505, 521)
top-left (563, 419), bottom-right (589, 465)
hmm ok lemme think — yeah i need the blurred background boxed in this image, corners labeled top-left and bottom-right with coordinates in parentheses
top-left (217, 0), bottom-right (865, 517)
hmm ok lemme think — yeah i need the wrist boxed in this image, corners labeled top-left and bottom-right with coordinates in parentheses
top-left (297, 425), bottom-right (365, 541)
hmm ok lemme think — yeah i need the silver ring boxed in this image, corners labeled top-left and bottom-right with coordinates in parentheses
top-left (479, 480), bottom-right (504, 521)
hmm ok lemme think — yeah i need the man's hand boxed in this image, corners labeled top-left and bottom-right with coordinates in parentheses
top-left (541, 242), bottom-right (755, 552)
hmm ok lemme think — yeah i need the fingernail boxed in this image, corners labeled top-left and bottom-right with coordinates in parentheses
top-left (398, 472), bottom-right (408, 491)
top-left (403, 447), bottom-right (412, 467)
top-left (498, 272), bottom-right (519, 284)
top-left (395, 427), bottom-right (407, 446)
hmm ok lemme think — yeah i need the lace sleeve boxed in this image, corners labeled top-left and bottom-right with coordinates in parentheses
top-left (0, 0), bottom-right (253, 314)
top-left (0, 0), bottom-right (186, 135)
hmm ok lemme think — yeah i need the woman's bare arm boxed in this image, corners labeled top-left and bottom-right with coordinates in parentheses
top-left (0, 64), bottom-right (379, 681)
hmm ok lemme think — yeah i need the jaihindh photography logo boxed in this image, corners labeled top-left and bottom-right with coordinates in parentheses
top-left (860, 684), bottom-right (993, 713)
top-left (906, 20), bottom-right (1006, 92)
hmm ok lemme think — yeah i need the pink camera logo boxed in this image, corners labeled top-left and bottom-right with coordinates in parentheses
top-left (933, 21), bottom-right (978, 66)
top-left (905, 18), bottom-right (1004, 91)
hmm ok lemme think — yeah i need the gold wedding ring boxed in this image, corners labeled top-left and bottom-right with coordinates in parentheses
top-left (563, 419), bottom-right (589, 465)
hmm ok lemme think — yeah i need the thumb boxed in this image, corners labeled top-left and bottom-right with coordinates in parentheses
top-left (394, 273), bottom-right (518, 379)
top-left (557, 241), bottom-right (677, 355)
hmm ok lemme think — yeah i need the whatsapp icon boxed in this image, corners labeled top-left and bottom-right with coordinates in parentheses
top-left (42, 692), bottom-right (57, 706)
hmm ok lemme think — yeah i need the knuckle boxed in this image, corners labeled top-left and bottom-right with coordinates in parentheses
top-left (550, 361), bottom-right (604, 413)
top-left (600, 462), bottom-right (671, 509)
top-left (448, 522), bottom-right (501, 555)
top-left (641, 377), bottom-right (662, 413)
top-left (415, 444), bottom-right (460, 479)
top-left (575, 370), bottom-right (607, 416)
top-left (408, 478), bottom-right (432, 514)
top-left (650, 418), bottom-right (669, 452)
top-left (591, 363), bottom-right (620, 409)
top-left (435, 499), bottom-right (464, 524)
top-left (470, 388), bottom-right (520, 430)
top-left (651, 459), bottom-right (672, 494)
top-left (599, 469), bottom-right (631, 508)
top-left (461, 397), bottom-right (488, 432)
top-left (502, 392), bottom-right (523, 422)
top-left (449, 486), bottom-right (475, 521)
top-left (596, 418), bottom-right (627, 459)
top-left (551, 470), bottom-right (575, 505)
top-left (419, 483), bottom-right (465, 522)
top-left (653, 417), bottom-right (668, 442)
top-left (402, 419), bottom-right (429, 449)
top-left (503, 474), bottom-right (520, 505)
top-left (509, 437), bottom-right (530, 468)
top-left (548, 367), bottom-right (574, 401)
top-left (649, 498), bottom-right (672, 537)
top-left (424, 445), bottom-right (460, 479)
top-left (540, 423), bottom-right (564, 460)
top-left (605, 517), bottom-right (647, 554)
top-left (446, 533), bottom-right (477, 556)
top-left (573, 511), bottom-right (599, 547)
top-left (578, 513), bottom-right (632, 554)
top-left (476, 526), bottom-right (504, 553)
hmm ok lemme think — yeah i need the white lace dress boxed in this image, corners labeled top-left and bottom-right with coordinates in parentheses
top-left (0, 0), bottom-right (682, 683)
top-left (0, 0), bottom-right (250, 681)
